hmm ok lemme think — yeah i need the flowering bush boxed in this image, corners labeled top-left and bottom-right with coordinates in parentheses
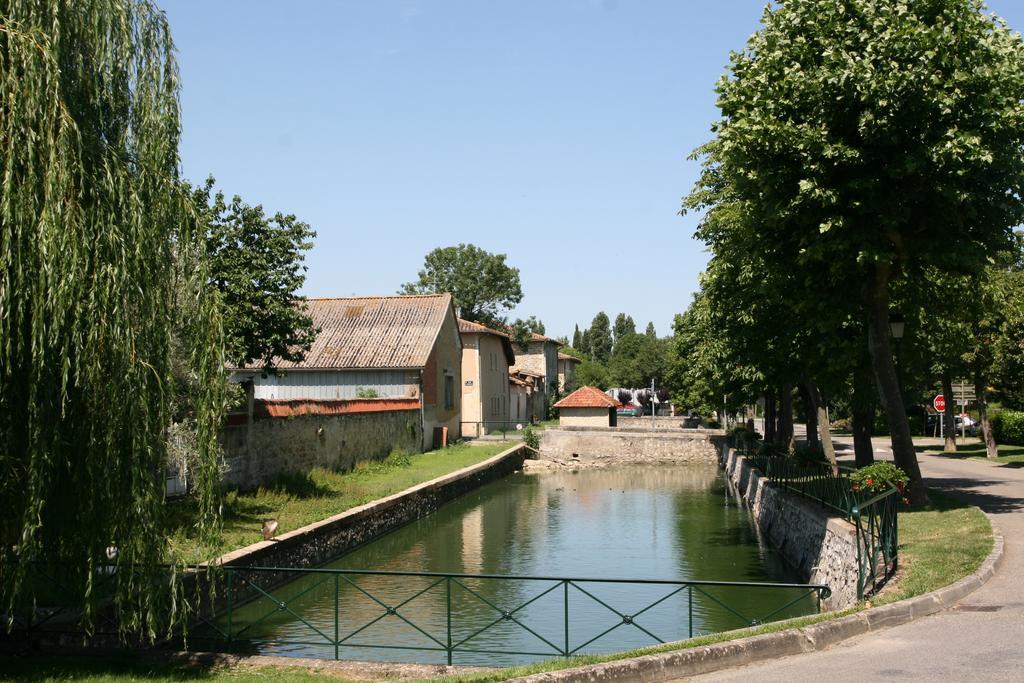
top-left (851, 462), bottom-right (909, 495)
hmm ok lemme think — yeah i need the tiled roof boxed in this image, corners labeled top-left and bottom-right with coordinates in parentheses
top-left (558, 352), bottom-right (582, 363)
top-left (459, 318), bottom-right (516, 366)
top-left (458, 318), bottom-right (509, 338)
top-left (553, 385), bottom-right (620, 409)
top-left (530, 332), bottom-right (561, 345)
top-left (243, 294), bottom-right (455, 370)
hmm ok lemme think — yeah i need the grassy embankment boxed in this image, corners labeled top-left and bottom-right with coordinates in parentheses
top-left (6, 489), bottom-right (991, 682)
top-left (166, 442), bottom-right (512, 565)
top-left (918, 439), bottom-right (1024, 467)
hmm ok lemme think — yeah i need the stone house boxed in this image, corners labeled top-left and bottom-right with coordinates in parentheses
top-left (458, 318), bottom-right (515, 437)
top-left (557, 352), bottom-right (582, 392)
top-left (553, 386), bottom-right (620, 427)
top-left (510, 333), bottom-right (561, 420)
top-left (223, 294), bottom-right (462, 488)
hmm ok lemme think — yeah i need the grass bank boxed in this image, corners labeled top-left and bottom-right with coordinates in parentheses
top-left (919, 440), bottom-right (1024, 467)
top-left (166, 442), bottom-right (511, 564)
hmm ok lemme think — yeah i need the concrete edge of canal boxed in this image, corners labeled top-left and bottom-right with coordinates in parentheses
top-left (505, 508), bottom-right (1005, 682)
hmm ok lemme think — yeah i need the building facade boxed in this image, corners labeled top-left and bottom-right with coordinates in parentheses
top-left (459, 319), bottom-right (515, 437)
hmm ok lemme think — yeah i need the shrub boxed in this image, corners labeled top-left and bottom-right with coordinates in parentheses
top-left (727, 424), bottom-right (761, 450)
top-left (992, 410), bottom-right (1024, 446)
top-left (851, 461), bottom-right (909, 496)
top-left (355, 387), bottom-right (380, 398)
top-left (522, 425), bottom-right (540, 450)
top-left (793, 445), bottom-right (828, 466)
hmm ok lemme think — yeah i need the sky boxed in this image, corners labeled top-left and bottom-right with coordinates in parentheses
top-left (161, 0), bottom-right (1024, 342)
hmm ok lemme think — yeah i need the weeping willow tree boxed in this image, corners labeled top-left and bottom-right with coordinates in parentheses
top-left (0, 0), bottom-right (225, 640)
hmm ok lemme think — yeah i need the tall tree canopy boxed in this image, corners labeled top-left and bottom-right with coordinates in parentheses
top-left (587, 312), bottom-right (613, 364)
top-left (190, 178), bottom-right (317, 370)
top-left (0, 0), bottom-right (225, 638)
top-left (401, 244), bottom-right (523, 327)
top-left (686, 0), bottom-right (1024, 502)
top-left (613, 313), bottom-right (636, 345)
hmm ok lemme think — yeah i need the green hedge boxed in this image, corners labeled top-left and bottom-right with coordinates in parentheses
top-left (992, 410), bottom-right (1024, 446)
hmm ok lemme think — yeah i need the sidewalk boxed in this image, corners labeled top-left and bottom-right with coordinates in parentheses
top-left (686, 450), bottom-right (1024, 681)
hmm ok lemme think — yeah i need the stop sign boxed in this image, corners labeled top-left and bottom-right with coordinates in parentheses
top-left (933, 394), bottom-right (946, 412)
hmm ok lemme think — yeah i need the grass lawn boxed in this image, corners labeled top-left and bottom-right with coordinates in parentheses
top-left (22, 484), bottom-right (991, 683)
top-left (917, 439), bottom-right (1024, 467)
top-left (874, 490), bottom-right (992, 603)
top-left (166, 442), bottom-right (512, 564)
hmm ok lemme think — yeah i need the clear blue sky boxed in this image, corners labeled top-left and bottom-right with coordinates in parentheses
top-left (161, 0), bottom-right (1024, 341)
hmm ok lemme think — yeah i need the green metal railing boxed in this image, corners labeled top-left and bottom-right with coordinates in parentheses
top-left (738, 451), bottom-right (899, 599)
top-left (187, 566), bottom-right (830, 664)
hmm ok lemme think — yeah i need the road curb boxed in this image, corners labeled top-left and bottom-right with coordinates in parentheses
top-left (509, 519), bottom-right (1005, 683)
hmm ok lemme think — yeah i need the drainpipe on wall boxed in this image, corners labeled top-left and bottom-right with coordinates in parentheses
top-left (418, 369), bottom-right (426, 451)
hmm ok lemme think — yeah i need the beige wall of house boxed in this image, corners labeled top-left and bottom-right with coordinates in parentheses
top-left (422, 312), bottom-right (462, 448)
top-left (510, 383), bottom-right (530, 425)
top-left (460, 337), bottom-right (482, 435)
top-left (559, 407), bottom-right (612, 427)
top-left (461, 332), bottom-right (511, 436)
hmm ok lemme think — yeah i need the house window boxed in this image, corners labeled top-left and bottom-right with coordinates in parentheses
top-left (491, 397), bottom-right (499, 416)
top-left (444, 374), bottom-right (454, 410)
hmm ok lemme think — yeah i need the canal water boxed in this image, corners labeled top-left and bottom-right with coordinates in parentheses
top-left (216, 463), bottom-right (817, 665)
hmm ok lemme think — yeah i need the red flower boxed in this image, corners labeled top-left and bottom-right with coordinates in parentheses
top-left (866, 478), bottom-right (873, 485)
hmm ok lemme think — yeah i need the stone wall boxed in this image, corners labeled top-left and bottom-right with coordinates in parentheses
top-left (539, 426), bottom-right (720, 464)
top-left (721, 447), bottom-right (859, 609)
top-left (220, 407), bottom-right (422, 490)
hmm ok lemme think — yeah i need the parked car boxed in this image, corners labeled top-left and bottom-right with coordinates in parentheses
top-left (956, 414), bottom-right (979, 437)
top-left (617, 404), bottom-right (643, 417)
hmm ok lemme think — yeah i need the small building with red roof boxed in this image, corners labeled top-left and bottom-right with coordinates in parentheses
top-left (553, 385), bottom-right (621, 427)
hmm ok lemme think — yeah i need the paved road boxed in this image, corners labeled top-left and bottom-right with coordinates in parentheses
top-left (685, 441), bottom-right (1024, 682)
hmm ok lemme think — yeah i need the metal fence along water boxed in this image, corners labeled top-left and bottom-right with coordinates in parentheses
top-left (742, 452), bottom-right (900, 599)
top-left (187, 567), bottom-right (829, 664)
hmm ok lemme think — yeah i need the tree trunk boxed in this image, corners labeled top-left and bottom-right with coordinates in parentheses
top-left (805, 378), bottom-right (838, 471)
top-left (974, 362), bottom-right (998, 459)
top-left (764, 388), bottom-right (776, 444)
top-left (802, 382), bottom-right (821, 452)
top-left (866, 267), bottom-right (927, 505)
top-left (778, 384), bottom-right (795, 453)
top-left (852, 345), bottom-right (876, 467)
top-left (852, 410), bottom-right (874, 468)
top-left (942, 370), bottom-right (957, 452)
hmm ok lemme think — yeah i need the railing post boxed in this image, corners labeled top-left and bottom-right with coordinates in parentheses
top-left (563, 580), bottom-right (570, 657)
top-left (688, 584), bottom-right (693, 639)
top-left (446, 576), bottom-right (453, 665)
top-left (334, 573), bottom-right (340, 660)
top-left (226, 569), bottom-right (233, 644)
top-left (852, 507), bottom-right (865, 600)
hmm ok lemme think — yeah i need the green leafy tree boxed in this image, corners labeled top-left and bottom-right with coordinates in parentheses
top-left (587, 312), bottom-right (613, 364)
top-left (510, 315), bottom-right (545, 350)
top-left (613, 313), bottom-right (636, 346)
top-left (572, 324), bottom-right (582, 349)
top-left (191, 178), bottom-right (317, 370)
top-left (401, 244), bottom-right (523, 327)
top-left (645, 322), bottom-right (657, 339)
top-left (0, 0), bottom-right (225, 639)
top-left (687, 0), bottom-right (1024, 503)
top-left (575, 360), bottom-right (611, 390)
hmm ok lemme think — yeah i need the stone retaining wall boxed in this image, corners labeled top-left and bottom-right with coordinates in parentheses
top-left (539, 427), bottom-right (721, 464)
top-left (219, 407), bottom-right (423, 490)
top-left (721, 447), bottom-right (859, 609)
